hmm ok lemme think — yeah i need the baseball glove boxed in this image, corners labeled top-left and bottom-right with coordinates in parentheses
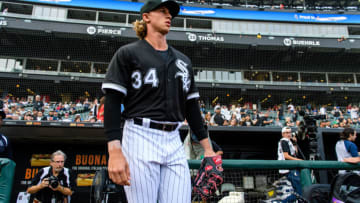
top-left (193, 155), bottom-right (224, 200)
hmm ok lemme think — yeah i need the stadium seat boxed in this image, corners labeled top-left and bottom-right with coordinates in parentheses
top-left (221, 183), bottom-right (236, 195)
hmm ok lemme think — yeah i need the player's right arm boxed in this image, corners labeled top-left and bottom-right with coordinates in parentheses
top-left (104, 90), bottom-right (130, 186)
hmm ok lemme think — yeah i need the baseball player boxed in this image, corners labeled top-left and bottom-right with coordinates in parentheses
top-left (101, 0), bottom-right (216, 202)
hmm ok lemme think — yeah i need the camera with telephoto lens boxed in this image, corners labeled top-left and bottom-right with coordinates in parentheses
top-left (48, 175), bottom-right (59, 188)
top-left (298, 110), bottom-right (326, 156)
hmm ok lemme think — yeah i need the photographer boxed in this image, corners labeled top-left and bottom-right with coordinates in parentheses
top-left (27, 150), bottom-right (75, 203)
top-left (277, 127), bottom-right (303, 198)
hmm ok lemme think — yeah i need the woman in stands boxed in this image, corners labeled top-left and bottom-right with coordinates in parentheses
top-left (97, 96), bottom-right (105, 123)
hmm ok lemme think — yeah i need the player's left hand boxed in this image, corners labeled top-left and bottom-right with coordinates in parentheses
top-left (204, 149), bottom-right (216, 157)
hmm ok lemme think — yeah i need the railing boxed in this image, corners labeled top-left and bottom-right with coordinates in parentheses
top-left (188, 159), bottom-right (360, 202)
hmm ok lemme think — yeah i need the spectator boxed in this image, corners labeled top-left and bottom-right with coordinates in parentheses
top-left (213, 102), bottom-right (220, 112)
top-left (35, 111), bottom-right (47, 121)
top-left (210, 106), bottom-right (225, 126)
top-left (47, 110), bottom-right (56, 121)
top-left (33, 95), bottom-right (44, 111)
top-left (221, 105), bottom-right (231, 121)
top-left (83, 98), bottom-right (90, 111)
top-left (53, 111), bottom-right (59, 121)
top-left (75, 101), bottom-right (82, 108)
top-left (331, 106), bottom-right (342, 120)
top-left (24, 112), bottom-right (34, 121)
top-left (3, 108), bottom-right (13, 120)
top-left (84, 111), bottom-right (94, 121)
top-left (336, 128), bottom-right (359, 174)
top-left (88, 116), bottom-right (97, 123)
top-left (274, 117), bottom-right (283, 127)
top-left (240, 104), bottom-right (248, 118)
top-left (241, 114), bottom-right (255, 126)
top-left (319, 105), bottom-right (327, 116)
top-left (204, 112), bottom-right (211, 125)
top-left (285, 117), bottom-right (295, 127)
top-left (32, 109), bottom-right (38, 120)
top-left (91, 98), bottom-right (99, 117)
top-left (259, 112), bottom-right (273, 126)
top-left (64, 102), bottom-right (70, 111)
top-left (61, 113), bottom-right (72, 122)
top-left (346, 104), bottom-right (352, 114)
top-left (229, 118), bottom-right (238, 127)
top-left (229, 104), bottom-right (236, 117)
top-left (331, 121), bottom-right (340, 128)
top-left (97, 96), bottom-right (105, 123)
top-left (74, 114), bottom-right (82, 122)
top-left (287, 103), bottom-right (295, 113)
top-left (199, 100), bottom-right (206, 114)
top-left (350, 105), bottom-right (359, 120)
top-left (277, 127), bottom-right (303, 199)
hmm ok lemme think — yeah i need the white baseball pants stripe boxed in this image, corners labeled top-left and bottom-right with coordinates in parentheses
top-left (122, 119), bottom-right (191, 203)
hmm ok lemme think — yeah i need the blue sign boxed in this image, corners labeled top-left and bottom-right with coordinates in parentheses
top-left (17, 0), bottom-right (360, 24)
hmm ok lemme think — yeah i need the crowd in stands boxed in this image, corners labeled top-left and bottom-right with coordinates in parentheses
top-left (1, 95), bottom-right (104, 123)
top-left (2, 95), bottom-right (360, 129)
top-left (196, 101), bottom-right (360, 129)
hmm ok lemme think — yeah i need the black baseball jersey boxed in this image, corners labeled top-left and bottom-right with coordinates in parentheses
top-left (102, 40), bottom-right (199, 122)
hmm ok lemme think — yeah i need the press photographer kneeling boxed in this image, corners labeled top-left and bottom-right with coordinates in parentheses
top-left (27, 150), bottom-right (75, 203)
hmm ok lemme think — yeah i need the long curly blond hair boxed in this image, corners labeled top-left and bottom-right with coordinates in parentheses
top-left (133, 19), bottom-right (147, 40)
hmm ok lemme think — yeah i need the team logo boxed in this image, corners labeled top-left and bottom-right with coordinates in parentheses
top-left (283, 38), bottom-right (292, 46)
top-left (175, 59), bottom-right (191, 93)
top-left (187, 33), bottom-right (197, 42)
top-left (87, 26), bottom-right (97, 35)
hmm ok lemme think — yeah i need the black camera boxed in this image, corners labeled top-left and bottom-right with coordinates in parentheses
top-left (48, 175), bottom-right (59, 188)
top-left (299, 111), bottom-right (326, 136)
top-left (297, 110), bottom-right (326, 159)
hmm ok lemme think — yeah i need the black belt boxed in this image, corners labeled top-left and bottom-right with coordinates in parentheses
top-left (133, 118), bottom-right (178, 132)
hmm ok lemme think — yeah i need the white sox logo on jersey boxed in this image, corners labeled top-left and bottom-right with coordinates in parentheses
top-left (175, 59), bottom-right (191, 93)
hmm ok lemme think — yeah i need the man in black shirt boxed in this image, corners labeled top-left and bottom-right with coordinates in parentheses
top-left (33, 95), bottom-right (44, 111)
top-left (27, 150), bottom-right (75, 203)
top-left (277, 127), bottom-right (303, 199)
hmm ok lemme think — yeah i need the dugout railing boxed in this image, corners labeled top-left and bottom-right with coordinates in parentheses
top-left (188, 160), bottom-right (360, 202)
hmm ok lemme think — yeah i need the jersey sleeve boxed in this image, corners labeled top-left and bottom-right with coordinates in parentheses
top-left (345, 141), bottom-right (359, 157)
top-left (280, 140), bottom-right (291, 154)
top-left (30, 168), bottom-right (44, 186)
top-left (186, 62), bottom-right (200, 100)
top-left (68, 169), bottom-right (76, 191)
top-left (102, 48), bottom-right (131, 96)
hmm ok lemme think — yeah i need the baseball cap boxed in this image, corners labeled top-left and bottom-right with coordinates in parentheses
top-left (140, 0), bottom-right (180, 18)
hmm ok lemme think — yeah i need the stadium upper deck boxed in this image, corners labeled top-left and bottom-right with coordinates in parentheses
top-left (1, 0), bottom-right (360, 98)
